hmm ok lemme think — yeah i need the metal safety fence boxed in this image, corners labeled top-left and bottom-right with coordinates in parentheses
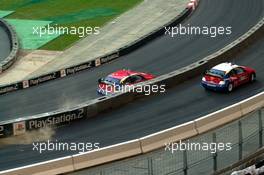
top-left (70, 108), bottom-right (264, 175)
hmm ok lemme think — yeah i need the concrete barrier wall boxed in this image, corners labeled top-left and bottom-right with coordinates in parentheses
top-left (194, 104), bottom-right (243, 135)
top-left (240, 93), bottom-right (264, 115)
top-left (0, 19), bottom-right (19, 73)
top-left (195, 92), bottom-right (264, 135)
top-left (194, 92), bottom-right (264, 134)
top-left (139, 121), bottom-right (198, 153)
top-left (73, 139), bottom-right (142, 170)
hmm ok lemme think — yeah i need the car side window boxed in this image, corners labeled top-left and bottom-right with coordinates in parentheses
top-left (134, 75), bottom-right (144, 82)
top-left (122, 75), bottom-right (144, 84)
top-left (121, 77), bottom-right (132, 84)
top-left (128, 76), bottom-right (138, 83)
top-left (234, 67), bottom-right (245, 74)
top-left (228, 69), bottom-right (236, 77)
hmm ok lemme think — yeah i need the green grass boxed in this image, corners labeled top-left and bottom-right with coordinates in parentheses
top-left (0, 0), bottom-right (143, 50)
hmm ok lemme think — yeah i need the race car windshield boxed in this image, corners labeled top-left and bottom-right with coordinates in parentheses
top-left (104, 76), bottom-right (121, 84)
top-left (207, 69), bottom-right (225, 78)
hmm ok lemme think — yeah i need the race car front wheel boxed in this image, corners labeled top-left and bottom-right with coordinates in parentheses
top-left (227, 83), bottom-right (233, 92)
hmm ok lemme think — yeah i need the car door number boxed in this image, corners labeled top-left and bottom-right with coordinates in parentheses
top-left (240, 76), bottom-right (246, 81)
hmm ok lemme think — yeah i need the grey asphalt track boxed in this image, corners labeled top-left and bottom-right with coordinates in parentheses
top-left (0, 0), bottom-right (263, 122)
top-left (0, 0), bottom-right (264, 171)
top-left (0, 25), bottom-right (11, 61)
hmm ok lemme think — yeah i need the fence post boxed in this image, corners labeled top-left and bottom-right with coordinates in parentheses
top-left (259, 109), bottom-right (263, 148)
top-left (148, 157), bottom-right (153, 175)
top-left (183, 150), bottom-right (188, 175)
top-left (213, 132), bottom-right (218, 172)
top-left (238, 121), bottom-right (243, 160)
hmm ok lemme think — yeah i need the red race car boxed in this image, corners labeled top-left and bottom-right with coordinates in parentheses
top-left (201, 62), bottom-right (256, 92)
top-left (97, 69), bottom-right (155, 95)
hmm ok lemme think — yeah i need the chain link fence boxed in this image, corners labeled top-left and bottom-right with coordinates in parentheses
top-left (70, 108), bottom-right (264, 175)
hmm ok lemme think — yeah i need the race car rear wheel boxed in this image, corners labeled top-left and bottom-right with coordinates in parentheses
top-left (227, 83), bottom-right (233, 92)
top-left (250, 73), bottom-right (256, 82)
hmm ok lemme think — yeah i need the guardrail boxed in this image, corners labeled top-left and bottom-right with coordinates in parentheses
top-left (0, 6), bottom-right (193, 95)
top-left (1, 91), bottom-right (263, 175)
top-left (0, 19), bottom-right (19, 73)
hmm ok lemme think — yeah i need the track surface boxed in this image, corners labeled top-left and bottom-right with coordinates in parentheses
top-left (0, 25), bottom-right (11, 61)
top-left (0, 0), bottom-right (264, 171)
top-left (0, 0), bottom-right (263, 121)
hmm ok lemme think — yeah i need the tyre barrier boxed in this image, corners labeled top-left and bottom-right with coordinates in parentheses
top-left (0, 6), bottom-right (193, 95)
top-left (1, 92), bottom-right (263, 175)
top-left (0, 19), bottom-right (19, 73)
